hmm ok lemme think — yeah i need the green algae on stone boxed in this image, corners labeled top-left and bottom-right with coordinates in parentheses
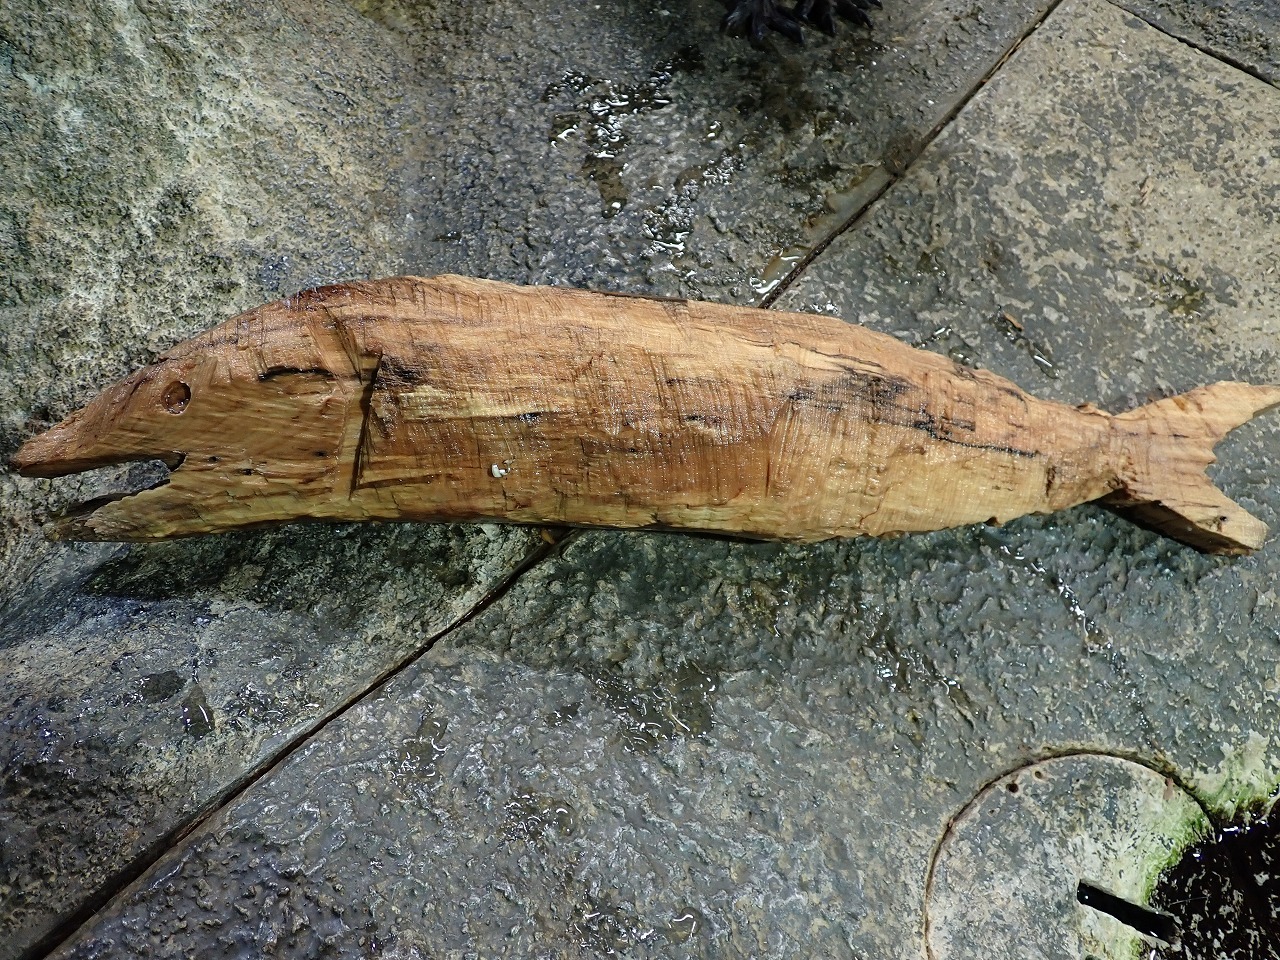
top-left (1194, 732), bottom-right (1280, 821)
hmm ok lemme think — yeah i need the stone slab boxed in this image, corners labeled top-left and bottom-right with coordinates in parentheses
top-left (1118, 0), bottom-right (1279, 85)
top-left (0, 0), bottom-right (1065, 954)
top-left (0, 524), bottom-right (542, 957)
top-left (47, 509), bottom-right (1278, 959)
top-left (779, 2), bottom-right (1280, 409)
top-left (7, 0), bottom-right (1280, 958)
top-left (47, 3), bottom-right (1280, 957)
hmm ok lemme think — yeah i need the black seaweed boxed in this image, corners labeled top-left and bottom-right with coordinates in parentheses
top-left (1150, 810), bottom-right (1280, 960)
top-left (721, 0), bottom-right (883, 46)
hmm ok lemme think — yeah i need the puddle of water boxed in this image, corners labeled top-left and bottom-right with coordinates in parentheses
top-left (502, 791), bottom-right (576, 843)
top-left (391, 710), bottom-right (448, 786)
top-left (1146, 262), bottom-right (1209, 318)
top-left (910, 324), bottom-right (980, 368)
top-left (590, 663), bottom-right (717, 752)
top-left (666, 906), bottom-right (706, 943)
top-left (749, 165), bottom-right (892, 298)
top-left (985, 310), bottom-right (1057, 379)
top-left (140, 669), bottom-right (184, 703)
top-left (180, 683), bottom-right (214, 738)
top-left (543, 48), bottom-right (705, 220)
top-left (569, 891), bottom-right (658, 955)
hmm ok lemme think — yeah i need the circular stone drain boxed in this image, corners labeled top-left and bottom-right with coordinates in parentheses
top-left (924, 754), bottom-right (1209, 960)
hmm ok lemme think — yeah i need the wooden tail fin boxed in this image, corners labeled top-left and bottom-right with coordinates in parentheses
top-left (1105, 382), bottom-right (1280, 554)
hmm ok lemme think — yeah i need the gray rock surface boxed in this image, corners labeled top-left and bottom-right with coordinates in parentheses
top-left (779, 0), bottom-right (1280, 408)
top-left (1118, 0), bottom-right (1279, 84)
top-left (3, 0), bottom-right (1279, 958)
top-left (0, 523), bottom-right (543, 956)
top-left (0, 0), bottom-right (1071, 953)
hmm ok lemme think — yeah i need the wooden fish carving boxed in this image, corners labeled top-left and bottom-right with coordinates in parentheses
top-left (11, 275), bottom-right (1280, 553)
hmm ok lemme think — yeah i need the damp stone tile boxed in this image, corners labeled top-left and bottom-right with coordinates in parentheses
top-left (7, 0), bottom-right (1280, 958)
top-left (337, 0), bottom-right (1064, 302)
top-left (1116, 0), bottom-right (1280, 85)
top-left (49, 479), bottom-right (1280, 960)
top-left (774, 0), bottom-right (1280, 812)
top-left (0, 523), bottom-right (539, 958)
top-left (779, 0), bottom-right (1280, 411)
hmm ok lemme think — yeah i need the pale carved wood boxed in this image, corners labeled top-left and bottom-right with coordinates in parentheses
top-left (13, 275), bottom-right (1280, 553)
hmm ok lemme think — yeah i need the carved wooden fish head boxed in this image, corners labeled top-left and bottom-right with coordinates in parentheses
top-left (12, 288), bottom-right (368, 540)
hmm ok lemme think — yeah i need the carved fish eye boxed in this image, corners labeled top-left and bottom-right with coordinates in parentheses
top-left (162, 381), bottom-right (191, 414)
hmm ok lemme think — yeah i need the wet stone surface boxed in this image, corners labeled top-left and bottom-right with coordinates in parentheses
top-left (0, 523), bottom-right (537, 955)
top-left (779, 0), bottom-right (1280, 411)
top-left (1118, 0), bottom-right (1280, 85)
top-left (50, 506), bottom-right (1280, 959)
top-left (3, 0), bottom-right (1280, 958)
top-left (0, 0), bottom-right (1069, 953)
top-left (56, 652), bottom-right (768, 959)
top-left (349, 0), bottom-right (1063, 301)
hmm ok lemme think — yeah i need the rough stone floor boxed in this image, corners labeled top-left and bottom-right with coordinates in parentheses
top-left (2, 0), bottom-right (1278, 957)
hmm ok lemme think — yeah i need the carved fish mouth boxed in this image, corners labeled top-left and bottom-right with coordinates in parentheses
top-left (28, 455), bottom-right (187, 541)
top-left (11, 394), bottom-right (186, 478)
top-left (10, 379), bottom-right (196, 538)
top-left (45, 482), bottom-right (166, 540)
top-left (10, 414), bottom-right (186, 479)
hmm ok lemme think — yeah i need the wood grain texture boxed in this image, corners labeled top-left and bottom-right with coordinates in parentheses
top-left (12, 275), bottom-right (1280, 552)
